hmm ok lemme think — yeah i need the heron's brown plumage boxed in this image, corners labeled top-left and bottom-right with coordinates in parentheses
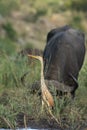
top-left (42, 87), bottom-right (54, 107)
top-left (28, 54), bottom-right (54, 108)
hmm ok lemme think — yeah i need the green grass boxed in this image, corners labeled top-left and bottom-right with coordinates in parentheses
top-left (0, 52), bottom-right (41, 128)
top-left (0, 49), bottom-right (87, 129)
top-left (0, 38), bottom-right (17, 55)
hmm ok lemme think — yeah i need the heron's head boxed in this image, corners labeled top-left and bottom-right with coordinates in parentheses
top-left (28, 54), bottom-right (43, 62)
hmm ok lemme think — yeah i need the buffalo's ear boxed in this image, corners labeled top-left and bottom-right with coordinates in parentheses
top-left (46, 25), bottom-right (70, 43)
top-left (46, 28), bottom-right (57, 43)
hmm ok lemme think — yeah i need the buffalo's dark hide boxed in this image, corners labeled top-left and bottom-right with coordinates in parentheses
top-left (43, 25), bottom-right (85, 97)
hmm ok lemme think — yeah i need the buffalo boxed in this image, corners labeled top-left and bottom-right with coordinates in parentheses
top-left (43, 25), bottom-right (85, 98)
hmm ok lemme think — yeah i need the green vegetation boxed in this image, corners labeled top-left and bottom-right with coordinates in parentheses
top-left (0, 38), bottom-right (16, 55)
top-left (0, 51), bottom-right (41, 128)
top-left (69, 15), bottom-right (84, 30)
top-left (0, 0), bottom-right (87, 129)
top-left (0, 0), bottom-right (19, 16)
top-left (70, 0), bottom-right (87, 11)
top-left (0, 48), bottom-right (87, 129)
top-left (2, 22), bottom-right (18, 41)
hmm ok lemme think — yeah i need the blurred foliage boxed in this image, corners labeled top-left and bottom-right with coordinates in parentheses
top-left (69, 15), bottom-right (84, 30)
top-left (2, 22), bottom-right (18, 41)
top-left (24, 7), bottom-right (47, 22)
top-left (61, 0), bottom-right (87, 12)
top-left (27, 0), bottom-right (87, 13)
top-left (0, 0), bottom-right (87, 18)
top-left (70, 0), bottom-right (87, 11)
top-left (79, 57), bottom-right (87, 88)
top-left (0, 0), bottom-right (19, 16)
top-left (36, 7), bottom-right (47, 17)
top-left (0, 38), bottom-right (16, 55)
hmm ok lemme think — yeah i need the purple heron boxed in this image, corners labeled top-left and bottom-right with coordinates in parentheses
top-left (28, 54), bottom-right (54, 109)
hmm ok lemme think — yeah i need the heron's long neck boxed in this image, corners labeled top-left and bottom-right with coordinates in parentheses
top-left (40, 59), bottom-right (46, 88)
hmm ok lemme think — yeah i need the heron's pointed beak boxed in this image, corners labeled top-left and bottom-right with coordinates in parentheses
top-left (28, 54), bottom-right (38, 60)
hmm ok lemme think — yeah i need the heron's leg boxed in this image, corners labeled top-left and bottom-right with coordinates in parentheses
top-left (41, 100), bottom-right (44, 112)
